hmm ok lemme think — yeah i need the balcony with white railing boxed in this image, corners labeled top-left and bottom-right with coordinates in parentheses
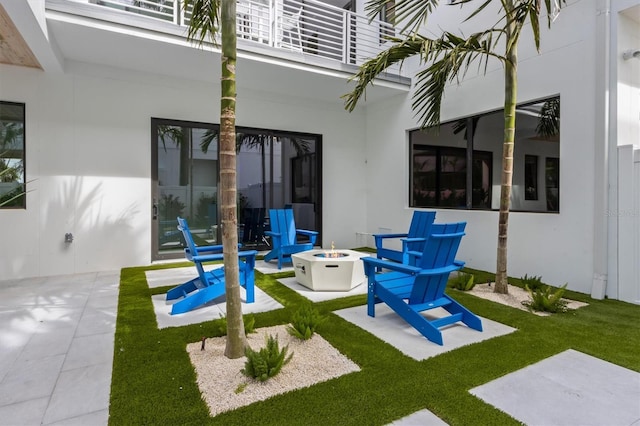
top-left (79, 0), bottom-right (403, 76)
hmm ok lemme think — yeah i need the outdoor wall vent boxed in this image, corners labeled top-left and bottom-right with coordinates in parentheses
top-left (622, 49), bottom-right (640, 60)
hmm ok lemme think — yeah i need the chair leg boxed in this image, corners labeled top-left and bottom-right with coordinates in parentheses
top-left (263, 249), bottom-right (278, 262)
top-left (170, 284), bottom-right (226, 315)
top-left (443, 297), bottom-right (483, 331)
top-left (375, 284), bottom-right (444, 345)
top-left (367, 281), bottom-right (377, 317)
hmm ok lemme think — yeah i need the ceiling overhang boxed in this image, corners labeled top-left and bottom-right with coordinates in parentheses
top-left (0, 4), bottom-right (41, 69)
top-left (41, 0), bottom-right (409, 105)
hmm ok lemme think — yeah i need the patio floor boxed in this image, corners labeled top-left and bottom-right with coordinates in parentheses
top-left (1, 265), bottom-right (639, 425)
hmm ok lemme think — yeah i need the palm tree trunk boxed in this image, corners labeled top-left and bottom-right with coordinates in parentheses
top-left (220, 0), bottom-right (246, 358)
top-left (495, 3), bottom-right (518, 295)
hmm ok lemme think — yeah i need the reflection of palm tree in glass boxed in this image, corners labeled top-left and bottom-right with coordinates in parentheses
top-left (535, 98), bottom-right (560, 139)
top-left (0, 122), bottom-right (25, 206)
top-left (200, 130), bottom-right (312, 208)
top-left (452, 98), bottom-right (560, 140)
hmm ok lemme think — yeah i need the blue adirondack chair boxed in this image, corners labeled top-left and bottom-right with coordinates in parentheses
top-left (166, 217), bottom-right (257, 315)
top-left (362, 222), bottom-right (482, 345)
top-left (373, 210), bottom-right (436, 264)
top-left (263, 208), bottom-right (318, 269)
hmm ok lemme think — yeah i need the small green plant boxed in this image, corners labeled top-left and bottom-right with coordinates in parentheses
top-left (450, 272), bottom-right (476, 291)
top-left (217, 314), bottom-right (256, 336)
top-left (234, 382), bottom-right (247, 394)
top-left (522, 283), bottom-right (569, 313)
top-left (241, 334), bottom-right (293, 382)
top-left (286, 304), bottom-right (325, 340)
top-left (521, 274), bottom-right (544, 291)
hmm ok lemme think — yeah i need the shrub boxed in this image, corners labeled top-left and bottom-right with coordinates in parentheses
top-left (217, 314), bottom-right (256, 336)
top-left (450, 272), bottom-right (476, 291)
top-left (286, 304), bottom-right (325, 340)
top-left (241, 334), bottom-right (293, 382)
top-left (522, 283), bottom-right (569, 313)
top-left (521, 274), bottom-right (544, 291)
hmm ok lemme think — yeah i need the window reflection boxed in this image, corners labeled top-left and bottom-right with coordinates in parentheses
top-left (409, 96), bottom-right (560, 213)
top-left (0, 102), bottom-right (26, 208)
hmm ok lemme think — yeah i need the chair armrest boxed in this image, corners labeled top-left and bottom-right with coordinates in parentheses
top-left (265, 231), bottom-right (280, 237)
top-left (401, 237), bottom-right (425, 244)
top-left (415, 263), bottom-right (464, 277)
top-left (373, 233), bottom-right (408, 239)
top-left (361, 257), bottom-right (421, 276)
top-left (239, 250), bottom-right (258, 259)
top-left (374, 233), bottom-right (409, 250)
top-left (192, 244), bottom-right (225, 255)
top-left (297, 229), bottom-right (318, 245)
top-left (189, 252), bottom-right (224, 263)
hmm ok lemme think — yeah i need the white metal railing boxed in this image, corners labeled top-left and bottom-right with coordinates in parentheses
top-left (87, 0), bottom-right (401, 74)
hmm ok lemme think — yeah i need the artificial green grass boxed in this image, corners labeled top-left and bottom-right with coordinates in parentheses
top-left (109, 264), bottom-right (640, 425)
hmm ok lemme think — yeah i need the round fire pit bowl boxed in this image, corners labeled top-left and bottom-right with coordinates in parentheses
top-left (313, 252), bottom-right (349, 258)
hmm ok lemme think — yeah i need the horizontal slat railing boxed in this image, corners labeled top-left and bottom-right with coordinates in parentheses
top-left (85, 0), bottom-right (401, 74)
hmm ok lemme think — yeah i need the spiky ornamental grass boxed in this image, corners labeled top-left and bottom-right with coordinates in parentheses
top-left (286, 303), bottom-right (325, 340)
top-left (241, 334), bottom-right (293, 382)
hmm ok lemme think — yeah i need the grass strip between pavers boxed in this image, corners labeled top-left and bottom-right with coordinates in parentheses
top-left (109, 264), bottom-right (640, 425)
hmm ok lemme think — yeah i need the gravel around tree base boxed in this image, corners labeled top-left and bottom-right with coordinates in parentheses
top-left (187, 325), bottom-right (360, 417)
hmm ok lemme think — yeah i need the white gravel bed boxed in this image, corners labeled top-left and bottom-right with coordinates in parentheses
top-left (467, 283), bottom-right (588, 315)
top-left (187, 325), bottom-right (360, 417)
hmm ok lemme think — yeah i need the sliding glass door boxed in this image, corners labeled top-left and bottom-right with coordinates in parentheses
top-left (152, 119), bottom-right (322, 260)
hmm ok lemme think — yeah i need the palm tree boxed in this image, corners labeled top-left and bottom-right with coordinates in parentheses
top-left (344, 0), bottom-right (564, 294)
top-left (183, 0), bottom-right (246, 358)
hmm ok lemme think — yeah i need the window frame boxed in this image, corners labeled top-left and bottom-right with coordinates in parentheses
top-left (0, 101), bottom-right (26, 209)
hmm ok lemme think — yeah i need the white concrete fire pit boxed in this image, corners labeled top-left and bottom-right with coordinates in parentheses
top-left (291, 249), bottom-right (368, 291)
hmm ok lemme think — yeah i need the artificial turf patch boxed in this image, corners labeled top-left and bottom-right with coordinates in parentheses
top-left (109, 264), bottom-right (640, 425)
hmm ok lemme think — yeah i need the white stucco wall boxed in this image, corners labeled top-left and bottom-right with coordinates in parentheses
top-left (0, 61), bottom-right (367, 280)
top-left (362, 0), bottom-right (599, 294)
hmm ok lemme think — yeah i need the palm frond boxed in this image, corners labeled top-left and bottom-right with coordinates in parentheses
top-left (535, 97), bottom-right (560, 138)
top-left (460, 0), bottom-right (493, 23)
top-left (235, 133), bottom-right (312, 156)
top-left (365, 0), bottom-right (439, 35)
top-left (158, 125), bottom-right (184, 152)
top-left (343, 36), bottom-right (427, 112)
top-left (200, 128), bottom-right (218, 153)
top-left (513, 0), bottom-right (566, 52)
top-left (183, 0), bottom-right (220, 45)
top-left (412, 30), bottom-right (506, 128)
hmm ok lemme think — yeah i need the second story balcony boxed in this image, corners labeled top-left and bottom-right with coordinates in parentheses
top-left (53, 0), bottom-right (407, 79)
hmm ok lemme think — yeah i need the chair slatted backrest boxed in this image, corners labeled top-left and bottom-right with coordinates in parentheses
top-left (410, 222), bottom-right (466, 304)
top-left (406, 211), bottom-right (437, 252)
top-left (269, 209), bottom-right (297, 245)
top-left (176, 217), bottom-right (207, 278)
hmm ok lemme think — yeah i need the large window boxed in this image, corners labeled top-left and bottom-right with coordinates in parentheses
top-left (0, 102), bottom-right (25, 208)
top-left (409, 96), bottom-right (560, 212)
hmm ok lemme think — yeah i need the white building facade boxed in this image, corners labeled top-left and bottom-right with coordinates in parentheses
top-left (0, 0), bottom-right (638, 304)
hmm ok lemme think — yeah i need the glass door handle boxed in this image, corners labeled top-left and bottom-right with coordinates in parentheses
top-left (153, 199), bottom-right (158, 220)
